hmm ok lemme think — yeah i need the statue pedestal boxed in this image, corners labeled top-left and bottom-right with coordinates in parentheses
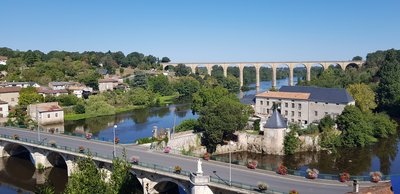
top-left (190, 172), bottom-right (213, 194)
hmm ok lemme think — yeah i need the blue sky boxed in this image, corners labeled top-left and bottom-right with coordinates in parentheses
top-left (1, 0), bottom-right (399, 62)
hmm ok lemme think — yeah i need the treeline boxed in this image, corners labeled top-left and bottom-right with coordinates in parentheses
top-left (0, 47), bottom-right (170, 88)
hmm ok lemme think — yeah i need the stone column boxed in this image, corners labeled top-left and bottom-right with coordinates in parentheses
top-left (66, 160), bottom-right (77, 177)
top-left (306, 65), bottom-right (311, 82)
top-left (255, 64), bottom-right (261, 88)
top-left (272, 65), bottom-right (277, 88)
top-left (206, 64), bottom-right (212, 76)
top-left (289, 66), bottom-right (294, 86)
top-left (221, 64), bottom-right (228, 77)
top-left (190, 65), bottom-right (197, 74)
top-left (239, 64), bottom-right (244, 87)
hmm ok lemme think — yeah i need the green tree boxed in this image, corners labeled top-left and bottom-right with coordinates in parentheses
top-left (57, 95), bottom-right (79, 106)
top-left (346, 83), bottom-right (377, 112)
top-left (352, 56), bottom-right (363, 61)
top-left (174, 64), bottom-right (191, 76)
top-left (175, 119), bottom-right (199, 132)
top-left (19, 87), bottom-right (43, 107)
top-left (173, 77), bottom-right (200, 98)
top-left (191, 86), bottom-right (234, 114)
top-left (283, 124), bottom-right (301, 155)
top-left (148, 75), bottom-right (173, 96)
top-left (161, 57), bottom-right (170, 63)
top-left (128, 87), bottom-right (155, 106)
top-left (337, 106), bottom-right (376, 147)
top-left (318, 115), bottom-right (335, 132)
top-left (64, 154), bottom-right (108, 194)
top-left (85, 95), bottom-right (115, 115)
top-left (377, 50), bottom-right (400, 115)
top-left (73, 102), bottom-right (86, 114)
top-left (221, 75), bottom-right (240, 93)
top-left (108, 155), bottom-right (142, 194)
top-left (369, 112), bottom-right (397, 138)
top-left (131, 71), bottom-right (147, 88)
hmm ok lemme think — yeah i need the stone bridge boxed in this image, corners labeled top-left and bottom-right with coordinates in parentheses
top-left (0, 133), bottom-right (261, 194)
top-left (161, 61), bottom-right (365, 87)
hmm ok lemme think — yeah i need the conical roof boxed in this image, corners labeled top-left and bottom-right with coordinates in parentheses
top-left (264, 110), bottom-right (287, 129)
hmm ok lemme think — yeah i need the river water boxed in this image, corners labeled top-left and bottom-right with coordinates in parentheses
top-left (2, 77), bottom-right (400, 193)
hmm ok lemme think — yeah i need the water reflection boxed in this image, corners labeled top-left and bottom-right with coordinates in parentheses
top-left (64, 103), bottom-right (198, 143)
top-left (0, 156), bottom-right (67, 193)
top-left (215, 132), bottom-right (400, 175)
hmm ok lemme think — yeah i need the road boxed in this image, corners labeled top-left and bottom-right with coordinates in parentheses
top-left (0, 127), bottom-right (361, 194)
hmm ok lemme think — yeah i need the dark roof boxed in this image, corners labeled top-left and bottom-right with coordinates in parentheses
top-left (240, 94), bottom-right (256, 105)
top-left (264, 110), bottom-right (287, 129)
top-left (279, 86), bottom-right (354, 104)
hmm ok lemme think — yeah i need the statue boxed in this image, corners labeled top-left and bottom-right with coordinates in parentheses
top-left (196, 159), bottom-right (203, 175)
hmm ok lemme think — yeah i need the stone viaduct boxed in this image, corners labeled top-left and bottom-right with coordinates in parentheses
top-left (161, 61), bottom-right (365, 87)
top-left (0, 137), bottom-right (256, 194)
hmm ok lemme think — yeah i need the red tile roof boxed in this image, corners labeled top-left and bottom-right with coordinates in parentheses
top-left (0, 87), bottom-right (21, 93)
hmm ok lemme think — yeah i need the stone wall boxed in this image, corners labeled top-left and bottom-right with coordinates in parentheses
top-left (167, 130), bottom-right (202, 151)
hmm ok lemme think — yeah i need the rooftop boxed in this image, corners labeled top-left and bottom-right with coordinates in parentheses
top-left (99, 78), bottom-right (119, 83)
top-left (0, 87), bottom-right (21, 93)
top-left (256, 91), bottom-right (310, 100)
top-left (279, 86), bottom-right (354, 104)
top-left (49, 82), bottom-right (76, 86)
top-left (34, 102), bottom-right (63, 112)
top-left (37, 87), bottom-right (68, 94)
top-left (264, 110), bottom-right (287, 129)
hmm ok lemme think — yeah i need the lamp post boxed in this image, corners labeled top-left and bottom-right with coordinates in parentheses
top-left (229, 140), bottom-right (233, 186)
top-left (113, 124), bottom-right (117, 158)
top-left (36, 109), bottom-right (40, 142)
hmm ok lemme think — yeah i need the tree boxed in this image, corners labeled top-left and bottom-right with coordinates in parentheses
top-left (148, 75), bottom-right (174, 96)
top-left (173, 77), bottom-right (200, 98)
top-left (199, 97), bottom-right (253, 152)
top-left (175, 119), bottom-right (199, 132)
top-left (377, 50), bottom-right (400, 115)
top-left (85, 95), bottom-right (115, 116)
top-left (369, 112), bottom-right (397, 138)
top-left (318, 115), bottom-right (335, 132)
top-left (131, 71), bottom-right (147, 89)
top-left (174, 64), bottom-right (191, 77)
top-left (128, 88), bottom-right (155, 106)
top-left (73, 102), bottom-right (86, 114)
top-left (346, 83), bottom-right (377, 112)
top-left (336, 106), bottom-right (376, 147)
top-left (108, 155), bottom-right (142, 194)
top-left (161, 57), bottom-right (170, 63)
top-left (221, 75), bottom-right (240, 93)
top-left (284, 124), bottom-right (301, 155)
top-left (57, 94), bottom-right (79, 106)
top-left (19, 87), bottom-right (43, 107)
top-left (64, 154), bottom-right (108, 194)
top-left (191, 86), bottom-right (234, 114)
top-left (352, 56), bottom-right (363, 61)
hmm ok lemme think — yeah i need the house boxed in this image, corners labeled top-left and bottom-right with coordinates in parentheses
top-left (255, 86), bottom-right (355, 126)
top-left (27, 102), bottom-right (64, 125)
top-left (0, 81), bottom-right (40, 88)
top-left (0, 56), bottom-right (7, 65)
top-left (48, 82), bottom-right (80, 90)
top-left (0, 100), bottom-right (9, 118)
top-left (37, 87), bottom-right (68, 97)
top-left (0, 87), bottom-right (21, 107)
top-left (98, 76), bottom-right (126, 92)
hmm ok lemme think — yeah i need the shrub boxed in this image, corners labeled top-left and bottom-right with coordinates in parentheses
top-left (79, 146), bottom-right (85, 153)
top-left (257, 182), bottom-right (268, 191)
top-left (164, 146), bottom-right (171, 153)
top-left (306, 168), bottom-right (319, 179)
top-left (277, 164), bottom-right (288, 175)
top-left (114, 137), bottom-right (120, 144)
top-left (130, 156), bottom-right (139, 165)
top-left (370, 171), bottom-right (382, 183)
top-left (85, 133), bottom-right (92, 140)
top-left (247, 160), bottom-right (258, 169)
top-left (37, 163), bottom-right (45, 174)
top-left (289, 190), bottom-right (299, 194)
top-left (136, 137), bottom-right (156, 144)
top-left (339, 172), bottom-right (350, 182)
top-left (175, 119), bottom-right (199, 132)
top-left (74, 103), bottom-right (86, 114)
top-left (49, 140), bottom-right (56, 147)
top-left (174, 166), bottom-right (182, 174)
top-left (203, 152), bottom-right (210, 161)
top-left (12, 134), bottom-right (19, 140)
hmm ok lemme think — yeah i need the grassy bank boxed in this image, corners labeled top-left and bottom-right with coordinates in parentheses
top-left (158, 94), bottom-right (179, 105)
top-left (64, 105), bottom-right (145, 121)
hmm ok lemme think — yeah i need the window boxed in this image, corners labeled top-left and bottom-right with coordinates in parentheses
top-left (55, 113), bottom-right (58, 117)
top-left (304, 120), bottom-right (308, 124)
top-left (11, 98), bottom-right (14, 102)
top-left (291, 119), bottom-right (294, 122)
top-left (267, 109), bottom-right (270, 114)
top-left (314, 111), bottom-right (318, 116)
top-left (285, 103), bottom-right (288, 108)
top-left (298, 112), bottom-right (301, 117)
top-left (0, 107), bottom-right (2, 111)
top-left (267, 101), bottom-right (270, 106)
top-left (291, 103), bottom-right (295, 108)
top-left (260, 101), bottom-right (263, 105)
top-left (336, 103), bottom-right (339, 105)
top-left (325, 112), bottom-right (328, 115)
top-left (325, 102), bottom-right (328, 104)
top-left (291, 111), bottom-right (294, 116)
top-left (47, 114), bottom-right (50, 118)
top-left (285, 110), bottom-right (288, 116)
top-left (298, 104), bottom-right (302, 110)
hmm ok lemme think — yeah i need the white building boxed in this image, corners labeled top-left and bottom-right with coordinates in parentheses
top-left (27, 102), bottom-right (64, 125)
top-left (255, 86), bottom-right (355, 126)
top-left (37, 87), bottom-right (68, 97)
top-left (48, 82), bottom-right (80, 90)
top-left (0, 56), bottom-right (7, 65)
top-left (0, 81), bottom-right (40, 88)
top-left (0, 100), bottom-right (9, 118)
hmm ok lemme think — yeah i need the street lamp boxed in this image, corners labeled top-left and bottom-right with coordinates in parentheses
top-left (113, 124), bottom-right (117, 158)
top-left (229, 140), bottom-right (234, 186)
top-left (36, 109), bottom-right (41, 142)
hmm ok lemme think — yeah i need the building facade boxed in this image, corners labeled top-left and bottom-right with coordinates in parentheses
top-left (255, 86), bottom-right (355, 125)
top-left (0, 101), bottom-right (9, 118)
top-left (0, 82), bottom-right (40, 88)
top-left (27, 102), bottom-right (64, 125)
top-left (0, 87), bottom-right (21, 107)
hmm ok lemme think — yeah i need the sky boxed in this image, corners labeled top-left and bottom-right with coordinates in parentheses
top-left (1, 0), bottom-right (400, 62)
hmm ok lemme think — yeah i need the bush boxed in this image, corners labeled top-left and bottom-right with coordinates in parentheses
top-left (339, 172), bottom-right (350, 182)
top-left (284, 125), bottom-right (300, 155)
top-left (277, 164), bottom-right (288, 175)
top-left (257, 182), bottom-right (268, 191)
top-left (175, 119), bottom-right (199, 132)
top-left (370, 171), bottom-right (382, 183)
top-left (73, 103), bottom-right (86, 114)
top-left (306, 168), bottom-right (319, 179)
top-left (174, 166), bottom-right (182, 174)
top-left (289, 190), bottom-right (299, 194)
top-left (136, 137), bottom-right (156, 144)
top-left (37, 163), bottom-right (45, 174)
top-left (253, 119), bottom-right (260, 131)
